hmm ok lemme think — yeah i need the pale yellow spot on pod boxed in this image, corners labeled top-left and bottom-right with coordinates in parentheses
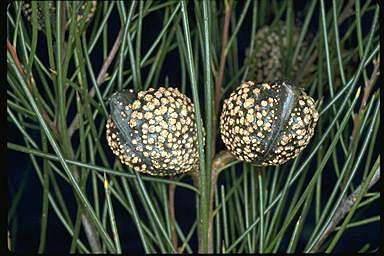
top-left (132, 100), bottom-right (141, 109)
top-left (261, 100), bottom-right (268, 107)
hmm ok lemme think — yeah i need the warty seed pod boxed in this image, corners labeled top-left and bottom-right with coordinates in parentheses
top-left (106, 87), bottom-right (203, 176)
top-left (220, 81), bottom-right (319, 166)
top-left (246, 23), bottom-right (313, 84)
top-left (22, 1), bottom-right (97, 31)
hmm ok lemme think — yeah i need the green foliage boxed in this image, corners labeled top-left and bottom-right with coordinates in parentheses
top-left (7, 0), bottom-right (380, 253)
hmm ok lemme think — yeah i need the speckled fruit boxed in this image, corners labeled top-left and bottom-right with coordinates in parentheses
top-left (220, 81), bottom-right (318, 166)
top-left (106, 87), bottom-right (203, 176)
top-left (246, 23), bottom-right (312, 83)
top-left (22, 1), bottom-right (97, 31)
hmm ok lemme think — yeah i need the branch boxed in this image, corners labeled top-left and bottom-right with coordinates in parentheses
top-left (337, 0), bottom-right (355, 25)
top-left (8, 37), bottom-right (102, 253)
top-left (96, 29), bottom-right (124, 86)
top-left (60, 1), bottom-right (67, 62)
top-left (81, 214), bottom-right (102, 253)
top-left (67, 28), bottom-right (124, 137)
top-left (296, 50), bottom-right (317, 84)
top-left (204, 0), bottom-right (233, 251)
top-left (168, 178), bottom-right (178, 250)
top-left (206, 150), bottom-right (237, 252)
top-left (7, 40), bottom-right (29, 89)
top-left (214, 0), bottom-right (233, 114)
top-left (7, 39), bottom-right (59, 136)
top-left (350, 58), bottom-right (380, 141)
top-left (8, 230), bottom-right (11, 251)
top-left (212, 150), bottom-right (237, 174)
top-left (297, 0), bottom-right (356, 85)
top-left (310, 167), bottom-right (380, 252)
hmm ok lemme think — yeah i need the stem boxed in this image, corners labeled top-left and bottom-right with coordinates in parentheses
top-left (8, 230), bottom-right (11, 251)
top-left (168, 179), bottom-right (178, 250)
top-left (309, 167), bottom-right (380, 252)
top-left (60, 2), bottom-right (66, 61)
top-left (180, 1), bottom-right (208, 252)
top-left (214, 0), bottom-right (233, 115)
top-left (68, 28), bottom-right (124, 137)
top-left (350, 58), bottom-right (379, 141)
top-left (257, 169), bottom-right (264, 253)
top-left (7, 39), bottom-right (59, 137)
top-left (297, 0), bottom-right (357, 84)
top-left (337, 0), bottom-right (355, 25)
top-left (212, 150), bottom-right (237, 173)
top-left (192, 150), bottom-right (237, 253)
top-left (207, 171), bottom-right (218, 253)
top-left (38, 133), bottom-right (50, 253)
top-left (211, 0), bottom-right (233, 168)
top-left (190, 172), bottom-right (202, 251)
top-left (81, 213), bottom-right (102, 253)
top-left (8, 32), bottom-right (104, 252)
top-left (58, 6), bottom-right (103, 250)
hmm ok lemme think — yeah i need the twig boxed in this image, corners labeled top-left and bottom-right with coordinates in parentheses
top-left (297, 0), bottom-right (356, 84)
top-left (81, 213), bottom-right (102, 253)
top-left (8, 38), bottom-right (102, 254)
top-left (7, 39), bottom-right (59, 136)
top-left (8, 230), bottom-right (11, 251)
top-left (60, 1), bottom-right (67, 62)
top-left (96, 29), bottom-right (124, 86)
top-left (168, 178), bottom-right (178, 250)
top-left (206, 150), bottom-right (237, 252)
top-left (214, 0), bottom-right (233, 115)
top-left (7, 40), bottom-right (29, 89)
top-left (310, 167), bottom-right (380, 252)
top-left (337, 0), bottom-right (355, 25)
top-left (296, 50), bottom-right (317, 84)
top-left (350, 58), bottom-right (380, 141)
top-left (67, 28), bottom-right (124, 137)
top-left (66, 145), bottom-right (102, 253)
top-left (207, 172), bottom-right (218, 253)
top-left (59, 5), bottom-right (103, 249)
top-left (190, 171), bottom-right (203, 252)
top-left (204, 0), bottom-right (233, 251)
top-left (212, 150), bottom-right (237, 174)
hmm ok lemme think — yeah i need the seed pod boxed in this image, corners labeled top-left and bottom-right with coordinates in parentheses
top-left (106, 87), bottom-right (203, 176)
top-left (22, 1), bottom-right (97, 31)
top-left (246, 23), bottom-right (313, 84)
top-left (220, 81), bottom-right (318, 166)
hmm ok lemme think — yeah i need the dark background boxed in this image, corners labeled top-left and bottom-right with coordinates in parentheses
top-left (7, 1), bottom-right (380, 253)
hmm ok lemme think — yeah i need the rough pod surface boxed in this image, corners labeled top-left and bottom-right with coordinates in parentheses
top-left (246, 22), bottom-right (312, 84)
top-left (106, 87), bottom-right (202, 176)
top-left (22, 1), bottom-right (97, 31)
top-left (220, 81), bottom-right (319, 166)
